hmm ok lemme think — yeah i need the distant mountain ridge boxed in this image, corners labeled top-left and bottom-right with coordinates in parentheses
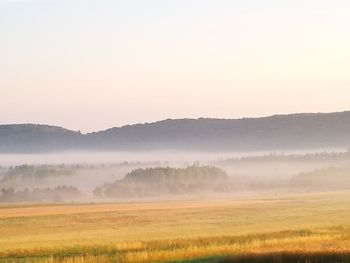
top-left (1, 111), bottom-right (350, 153)
top-left (0, 124), bottom-right (81, 153)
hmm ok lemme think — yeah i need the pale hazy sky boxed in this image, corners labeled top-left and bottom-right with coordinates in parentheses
top-left (1, 0), bottom-right (350, 132)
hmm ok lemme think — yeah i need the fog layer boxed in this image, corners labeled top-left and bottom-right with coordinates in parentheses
top-left (1, 150), bottom-right (350, 203)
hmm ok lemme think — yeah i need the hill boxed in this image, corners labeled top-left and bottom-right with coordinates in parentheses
top-left (0, 124), bottom-right (81, 153)
top-left (1, 111), bottom-right (350, 153)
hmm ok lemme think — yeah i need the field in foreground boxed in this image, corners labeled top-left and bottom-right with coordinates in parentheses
top-left (1, 191), bottom-right (350, 262)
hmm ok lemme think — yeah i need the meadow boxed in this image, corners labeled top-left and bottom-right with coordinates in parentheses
top-left (1, 191), bottom-right (350, 262)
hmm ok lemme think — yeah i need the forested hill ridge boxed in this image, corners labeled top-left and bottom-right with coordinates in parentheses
top-left (1, 111), bottom-right (350, 153)
top-left (0, 124), bottom-right (81, 153)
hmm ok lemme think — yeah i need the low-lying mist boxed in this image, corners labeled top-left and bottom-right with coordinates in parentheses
top-left (0, 148), bottom-right (345, 166)
top-left (1, 150), bottom-right (350, 203)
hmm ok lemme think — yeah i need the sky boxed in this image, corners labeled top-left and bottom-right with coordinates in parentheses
top-left (1, 0), bottom-right (350, 133)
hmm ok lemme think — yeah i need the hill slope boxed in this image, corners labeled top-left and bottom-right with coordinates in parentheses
top-left (1, 111), bottom-right (350, 153)
top-left (0, 124), bottom-right (81, 153)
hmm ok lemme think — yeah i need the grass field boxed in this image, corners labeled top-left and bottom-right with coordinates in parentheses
top-left (1, 191), bottom-right (350, 262)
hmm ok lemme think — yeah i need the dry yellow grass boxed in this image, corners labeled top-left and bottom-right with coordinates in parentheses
top-left (0, 197), bottom-right (289, 219)
top-left (1, 191), bottom-right (350, 262)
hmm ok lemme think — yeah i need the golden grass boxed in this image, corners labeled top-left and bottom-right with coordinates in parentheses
top-left (1, 191), bottom-right (350, 262)
top-left (0, 197), bottom-right (290, 219)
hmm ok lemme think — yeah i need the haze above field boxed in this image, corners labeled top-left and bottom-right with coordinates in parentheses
top-left (1, 0), bottom-right (350, 132)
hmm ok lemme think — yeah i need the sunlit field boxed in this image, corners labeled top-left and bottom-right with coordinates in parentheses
top-left (1, 191), bottom-right (350, 262)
